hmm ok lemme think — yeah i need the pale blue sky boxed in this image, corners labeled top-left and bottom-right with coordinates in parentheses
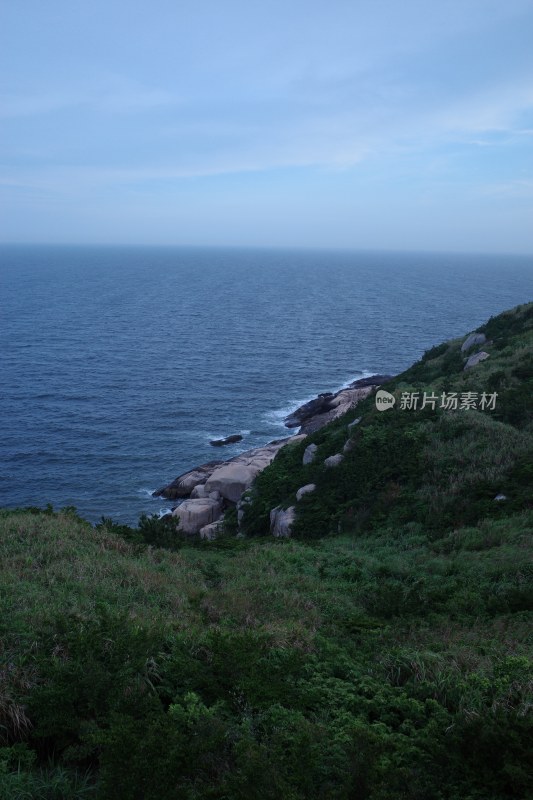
top-left (1, 0), bottom-right (533, 252)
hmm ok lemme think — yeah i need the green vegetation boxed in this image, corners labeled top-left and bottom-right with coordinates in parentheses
top-left (1, 302), bottom-right (532, 798)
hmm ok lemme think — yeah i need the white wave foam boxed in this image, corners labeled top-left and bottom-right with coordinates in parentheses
top-left (137, 487), bottom-right (157, 498)
top-left (262, 397), bottom-right (314, 428)
top-left (333, 369), bottom-right (378, 392)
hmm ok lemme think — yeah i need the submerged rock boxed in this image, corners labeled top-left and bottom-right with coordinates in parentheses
top-left (210, 434), bottom-right (243, 447)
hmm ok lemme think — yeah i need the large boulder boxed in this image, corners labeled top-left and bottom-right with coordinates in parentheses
top-left (172, 497), bottom-right (223, 535)
top-left (199, 518), bottom-right (225, 540)
top-left (205, 435), bottom-right (307, 503)
top-left (324, 454), bottom-right (344, 468)
top-left (153, 461), bottom-right (224, 499)
top-left (298, 386), bottom-right (375, 434)
top-left (210, 434), bottom-right (243, 447)
top-left (156, 435), bottom-right (307, 502)
top-left (284, 395), bottom-right (333, 428)
top-left (303, 443), bottom-right (318, 465)
top-left (349, 375), bottom-right (393, 389)
top-left (461, 332), bottom-right (486, 353)
top-left (205, 463), bottom-right (259, 503)
top-left (296, 484), bottom-right (316, 501)
top-left (284, 376), bottom-right (391, 435)
top-left (464, 351), bottom-right (490, 370)
top-left (270, 506), bottom-right (296, 537)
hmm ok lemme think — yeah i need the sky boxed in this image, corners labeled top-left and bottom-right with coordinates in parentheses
top-left (1, 0), bottom-right (533, 253)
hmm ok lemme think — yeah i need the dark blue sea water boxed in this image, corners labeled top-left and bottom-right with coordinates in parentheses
top-left (1, 245), bottom-right (532, 524)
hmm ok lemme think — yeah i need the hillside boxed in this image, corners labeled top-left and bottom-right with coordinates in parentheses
top-left (239, 301), bottom-right (533, 539)
top-left (0, 302), bottom-right (532, 799)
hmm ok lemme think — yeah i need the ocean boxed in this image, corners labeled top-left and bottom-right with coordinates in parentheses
top-left (1, 244), bottom-right (532, 524)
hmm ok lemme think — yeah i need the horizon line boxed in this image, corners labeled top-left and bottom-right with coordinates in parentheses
top-left (1, 241), bottom-right (533, 259)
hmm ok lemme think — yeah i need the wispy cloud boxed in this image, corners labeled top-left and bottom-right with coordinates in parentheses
top-left (0, 79), bottom-right (178, 119)
top-left (480, 179), bottom-right (533, 198)
top-left (1, 0), bottom-right (533, 249)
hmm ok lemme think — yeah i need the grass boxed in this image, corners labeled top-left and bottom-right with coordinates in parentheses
top-left (0, 301), bottom-right (532, 798)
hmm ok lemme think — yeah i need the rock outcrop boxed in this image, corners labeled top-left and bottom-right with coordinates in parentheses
top-left (154, 374), bottom-right (388, 536)
top-left (155, 436), bottom-right (306, 502)
top-left (154, 461), bottom-right (225, 499)
top-left (199, 519), bottom-right (225, 539)
top-left (284, 395), bottom-right (334, 429)
top-left (172, 497), bottom-right (223, 535)
top-left (461, 332), bottom-right (486, 352)
top-left (205, 463), bottom-right (259, 503)
top-left (464, 351), bottom-right (490, 370)
top-left (303, 443), bottom-right (318, 465)
top-left (324, 454), bottom-right (344, 468)
top-left (270, 506), bottom-right (296, 537)
top-left (296, 484), bottom-right (316, 501)
top-left (284, 375), bottom-right (391, 435)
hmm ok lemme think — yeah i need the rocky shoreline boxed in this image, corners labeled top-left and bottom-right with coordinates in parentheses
top-left (153, 373), bottom-right (392, 537)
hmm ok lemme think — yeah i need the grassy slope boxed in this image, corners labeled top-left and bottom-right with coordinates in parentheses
top-left (241, 301), bottom-right (533, 539)
top-left (0, 302), bottom-right (532, 799)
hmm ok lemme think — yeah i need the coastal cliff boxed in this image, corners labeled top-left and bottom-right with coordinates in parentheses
top-left (154, 301), bottom-right (532, 541)
top-left (153, 375), bottom-right (390, 535)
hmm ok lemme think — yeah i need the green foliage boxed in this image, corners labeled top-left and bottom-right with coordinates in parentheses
top-left (0, 744), bottom-right (95, 798)
top-left (1, 302), bottom-right (532, 797)
top-left (481, 302), bottom-right (533, 349)
top-left (1, 505), bottom-right (532, 798)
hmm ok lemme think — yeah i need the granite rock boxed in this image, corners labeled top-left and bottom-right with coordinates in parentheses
top-left (464, 351), bottom-right (490, 370)
top-left (296, 484), bottom-right (316, 501)
top-left (172, 497), bottom-right (223, 535)
top-left (270, 506), bottom-right (296, 537)
top-left (461, 332), bottom-right (486, 353)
